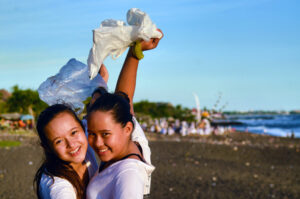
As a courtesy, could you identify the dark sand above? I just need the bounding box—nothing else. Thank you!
[0,132,300,199]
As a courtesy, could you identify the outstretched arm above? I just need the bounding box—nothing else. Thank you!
[115,30,163,114]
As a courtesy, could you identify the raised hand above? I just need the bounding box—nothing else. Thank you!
[140,29,163,51]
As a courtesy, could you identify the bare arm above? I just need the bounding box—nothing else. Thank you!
[115,31,163,115]
[115,48,139,114]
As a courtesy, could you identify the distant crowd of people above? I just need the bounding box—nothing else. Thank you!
[0,118,34,131]
[138,112,233,136]
[0,112,234,137]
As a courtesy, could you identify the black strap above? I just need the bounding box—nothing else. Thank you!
[99,143,145,173]
[99,153,145,173]
[136,143,143,155]
[120,153,145,162]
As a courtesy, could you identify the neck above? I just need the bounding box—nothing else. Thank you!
[121,141,141,159]
[70,161,87,178]
[107,141,137,163]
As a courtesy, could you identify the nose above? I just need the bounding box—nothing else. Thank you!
[66,138,75,148]
[94,135,104,148]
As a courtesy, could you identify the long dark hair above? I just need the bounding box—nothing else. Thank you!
[34,104,85,199]
[88,92,133,128]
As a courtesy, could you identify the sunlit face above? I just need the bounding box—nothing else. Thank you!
[87,111,132,162]
[44,112,88,168]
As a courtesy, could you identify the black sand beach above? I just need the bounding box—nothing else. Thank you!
[0,132,300,199]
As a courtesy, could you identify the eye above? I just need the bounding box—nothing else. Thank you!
[71,130,77,135]
[55,139,62,145]
[88,132,96,136]
[102,132,110,137]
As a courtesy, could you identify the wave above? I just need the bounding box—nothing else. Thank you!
[229,114,300,138]
[234,126,300,138]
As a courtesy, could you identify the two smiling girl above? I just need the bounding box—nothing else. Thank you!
[34,31,163,199]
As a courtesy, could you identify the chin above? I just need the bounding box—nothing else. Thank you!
[72,152,87,164]
[99,155,112,162]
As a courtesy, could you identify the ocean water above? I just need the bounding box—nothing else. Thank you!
[226,114,300,138]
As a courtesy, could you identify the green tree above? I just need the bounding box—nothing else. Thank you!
[0,102,7,113]
[6,85,48,118]
[134,100,195,122]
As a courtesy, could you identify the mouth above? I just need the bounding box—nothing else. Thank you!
[97,148,109,156]
[69,146,81,156]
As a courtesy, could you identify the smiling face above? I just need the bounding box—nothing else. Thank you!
[87,111,133,162]
[44,111,88,168]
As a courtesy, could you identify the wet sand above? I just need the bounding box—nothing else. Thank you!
[0,132,300,199]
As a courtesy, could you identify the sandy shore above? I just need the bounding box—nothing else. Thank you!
[0,131,300,199]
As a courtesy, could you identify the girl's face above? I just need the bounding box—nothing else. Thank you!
[87,111,132,162]
[44,112,88,168]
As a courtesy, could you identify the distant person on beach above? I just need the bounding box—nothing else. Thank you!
[34,33,163,199]
[198,111,211,135]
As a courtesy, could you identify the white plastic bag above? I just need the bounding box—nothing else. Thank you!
[87,8,162,79]
[38,58,107,113]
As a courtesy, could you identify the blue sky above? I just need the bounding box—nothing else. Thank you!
[0,0,299,111]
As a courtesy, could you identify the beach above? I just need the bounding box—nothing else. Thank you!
[0,132,300,199]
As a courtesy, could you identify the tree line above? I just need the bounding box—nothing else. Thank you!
[133,100,195,121]
[0,86,195,121]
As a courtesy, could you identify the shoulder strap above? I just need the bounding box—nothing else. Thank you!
[99,143,145,173]
[120,153,145,162]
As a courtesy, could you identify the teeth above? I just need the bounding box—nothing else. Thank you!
[70,147,80,154]
[99,148,108,153]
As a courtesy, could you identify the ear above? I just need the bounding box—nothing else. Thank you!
[123,121,133,137]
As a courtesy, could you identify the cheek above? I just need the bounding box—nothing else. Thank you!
[52,145,66,158]
[106,135,123,150]
[80,133,88,144]
[78,134,88,152]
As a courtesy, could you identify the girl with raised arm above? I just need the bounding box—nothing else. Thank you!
[86,32,163,199]
[34,32,163,199]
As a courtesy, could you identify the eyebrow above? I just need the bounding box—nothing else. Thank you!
[88,129,111,133]
[98,129,111,132]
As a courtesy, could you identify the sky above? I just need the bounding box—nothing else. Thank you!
[0,0,300,111]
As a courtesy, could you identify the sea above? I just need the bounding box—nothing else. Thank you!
[225,114,300,138]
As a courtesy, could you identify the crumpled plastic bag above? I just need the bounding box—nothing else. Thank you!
[38,58,107,113]
[87,8,162,79]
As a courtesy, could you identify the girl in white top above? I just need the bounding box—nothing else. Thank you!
[35,104,95,199]
[86,31,163,199]
[86,92,154,199]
